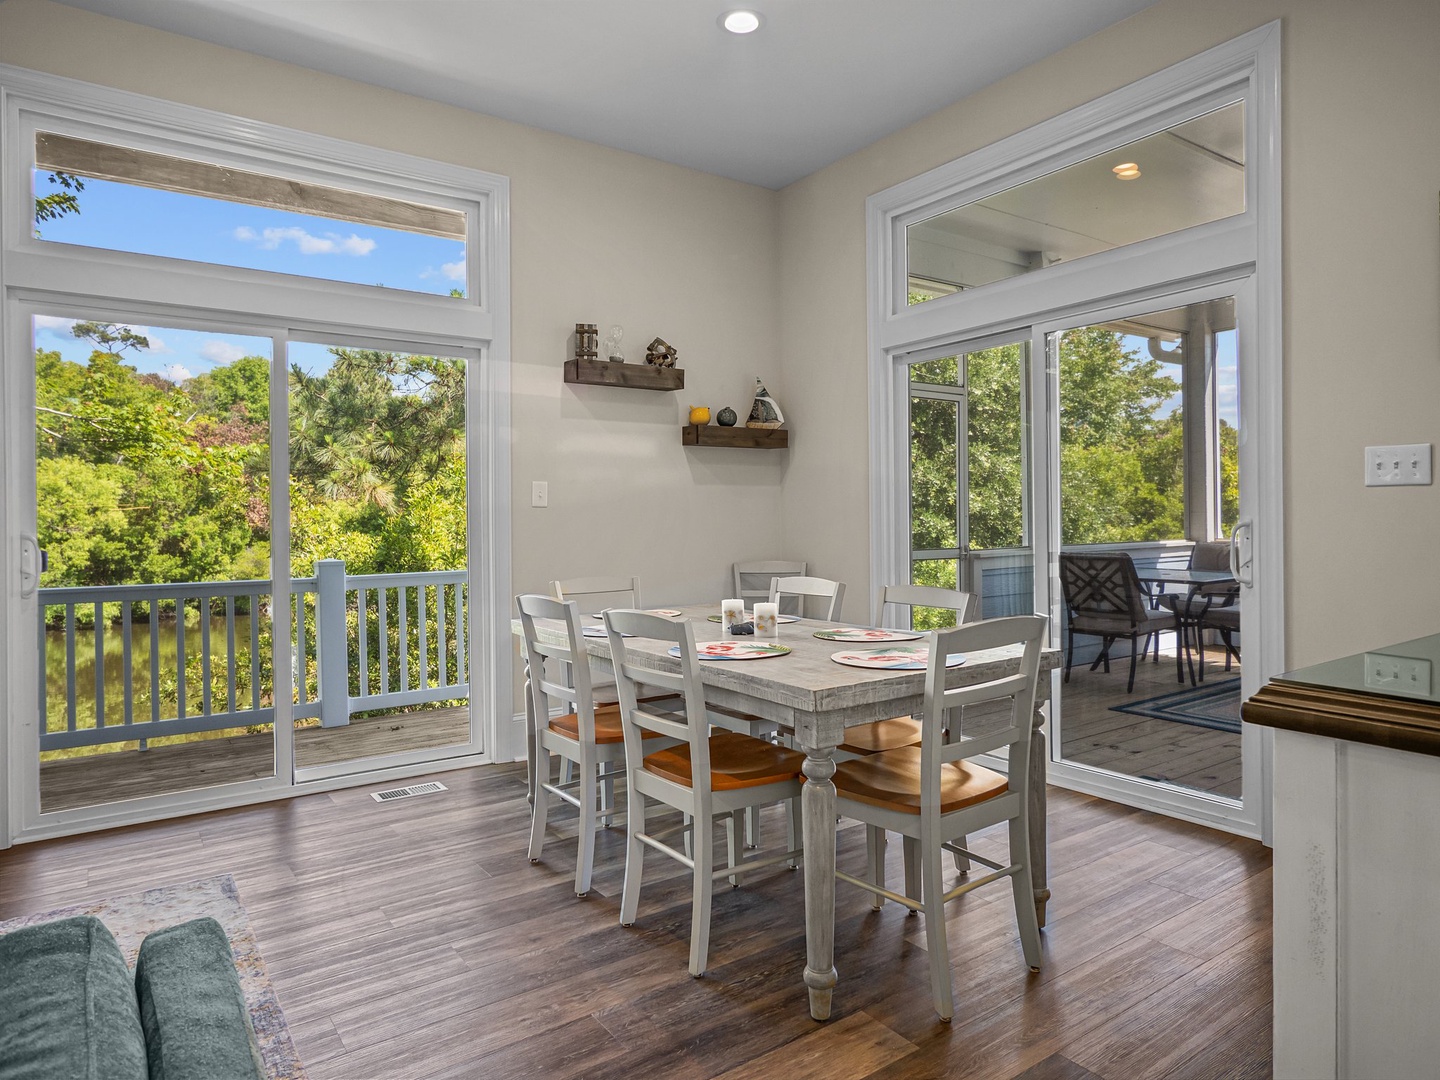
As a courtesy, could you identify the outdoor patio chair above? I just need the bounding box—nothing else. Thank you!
[1059,551,1174,693]
[1156,541,1237,684]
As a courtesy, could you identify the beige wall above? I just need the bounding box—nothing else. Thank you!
[0,0,791,729]
[5,0,1439,704]
[779,0,1440,668]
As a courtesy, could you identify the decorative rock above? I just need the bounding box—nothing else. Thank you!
[716,406,738,427]
[730,621,755,635]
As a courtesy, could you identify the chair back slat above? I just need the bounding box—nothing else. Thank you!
[876,583,977,629]
[516,593,598,737]
[550,575,642,615]
[916,615,1047,812]
[603,609,710,777]
[769,575,845,621]
[734,560,806,614]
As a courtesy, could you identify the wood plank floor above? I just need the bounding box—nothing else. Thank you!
[0,763,1272,1079]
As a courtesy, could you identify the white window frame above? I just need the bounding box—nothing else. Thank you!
[0,65,512,845]
[866,24,1282,840]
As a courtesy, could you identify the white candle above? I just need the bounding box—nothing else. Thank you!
[754,602,779,640]
[721,598,745,636]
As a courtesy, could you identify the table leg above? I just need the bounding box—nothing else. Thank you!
[1029,699,1051,928]
[801,746,838,1020]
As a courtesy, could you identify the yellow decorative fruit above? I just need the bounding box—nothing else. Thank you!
[688,405,711,425]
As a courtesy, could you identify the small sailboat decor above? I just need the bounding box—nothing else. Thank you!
[746,378,785,429]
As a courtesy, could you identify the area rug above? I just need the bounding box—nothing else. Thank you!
[1110,677,1243,734]
[0,874,305,1080]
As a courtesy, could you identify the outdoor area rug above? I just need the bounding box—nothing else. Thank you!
[1111,677,1243,734]
[0,873,305,1080]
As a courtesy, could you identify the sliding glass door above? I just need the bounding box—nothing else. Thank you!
[1045,295,1247,807]
[287,339,476,778]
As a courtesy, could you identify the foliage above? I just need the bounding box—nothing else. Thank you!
[907,321,1238,609]
[37,333,470,735]
[33,171,85,236]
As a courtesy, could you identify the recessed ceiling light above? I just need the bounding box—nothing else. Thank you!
[721,10,762,34]
[1112,162,1142,180]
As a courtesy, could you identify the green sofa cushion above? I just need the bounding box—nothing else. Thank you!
[134,916,264,1080]
[0,914,149,1080]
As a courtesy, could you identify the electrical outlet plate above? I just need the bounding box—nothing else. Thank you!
[1364,443,1433,486]
[1363,652,1432,698]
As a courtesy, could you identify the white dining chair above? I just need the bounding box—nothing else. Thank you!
[517,593,679,896]
[768,575,845,621]
[833,613,1047,1022]
[604,608,803,977]
[733,560,806,615]
[838,584,979,894]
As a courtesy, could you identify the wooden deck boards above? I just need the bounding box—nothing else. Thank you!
[39,705,472,812]
[0,763,1272,1079]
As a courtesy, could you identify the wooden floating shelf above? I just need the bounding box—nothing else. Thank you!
[682,424,789,449]
[564,358,684,392]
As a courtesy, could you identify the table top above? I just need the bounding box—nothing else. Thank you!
[1134,566,1236,586]
[519,602,1057,743]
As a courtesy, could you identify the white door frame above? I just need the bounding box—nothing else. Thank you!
[866,23,1281,840]
[0,66,512,845]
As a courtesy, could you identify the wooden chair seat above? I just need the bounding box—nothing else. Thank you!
[549,704,670,745]
[834,745,1009,815]
[837,716,922,756]
[643,730,805,791]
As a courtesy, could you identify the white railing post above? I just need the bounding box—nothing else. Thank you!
[316,559,350,728]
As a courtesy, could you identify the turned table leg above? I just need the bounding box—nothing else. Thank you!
[1029,698,1051,927]
[801,746,839,1020]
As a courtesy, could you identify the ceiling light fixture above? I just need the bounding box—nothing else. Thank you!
[1112,162,1142,180]
[721,10,762,34]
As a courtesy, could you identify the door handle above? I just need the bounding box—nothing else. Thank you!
[20,535,41,598]
[1229,520,1253,587]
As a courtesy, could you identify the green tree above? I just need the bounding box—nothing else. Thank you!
[184,354,271,424]
[33,171,85,235]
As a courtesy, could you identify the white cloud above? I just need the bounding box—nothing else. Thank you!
[442,260,466,281]
[163,363,194,383]
[234,224,376,256]
[199,340,248,365]
[33,315,77,332]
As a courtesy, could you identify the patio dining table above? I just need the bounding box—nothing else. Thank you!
[518,601,1059,1021]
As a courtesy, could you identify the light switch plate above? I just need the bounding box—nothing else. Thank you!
[531,481,548,508]
[1364,443,1432,486]
[1363,652,1432,697]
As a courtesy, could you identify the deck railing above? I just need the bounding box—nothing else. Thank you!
[39,559,468,752]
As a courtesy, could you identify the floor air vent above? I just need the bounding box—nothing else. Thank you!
[371,781,448,803]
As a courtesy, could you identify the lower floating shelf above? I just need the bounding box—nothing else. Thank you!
[682,424,789,449]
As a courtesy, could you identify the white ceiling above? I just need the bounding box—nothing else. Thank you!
[51,0,1161,189]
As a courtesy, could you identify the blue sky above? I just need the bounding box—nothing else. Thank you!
[32,169,468,381]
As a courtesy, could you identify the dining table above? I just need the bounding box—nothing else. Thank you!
[517,601,1060,1021]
